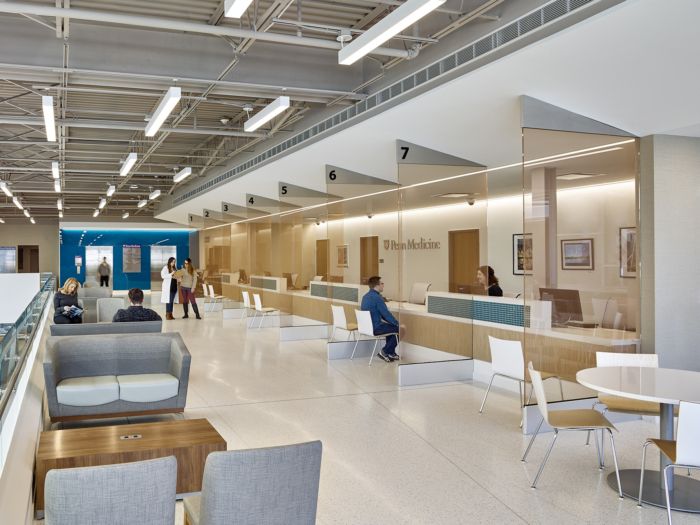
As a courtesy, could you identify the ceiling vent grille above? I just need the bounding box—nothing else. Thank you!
[175,0,595,205]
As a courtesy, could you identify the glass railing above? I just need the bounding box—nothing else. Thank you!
[0,274,55,416]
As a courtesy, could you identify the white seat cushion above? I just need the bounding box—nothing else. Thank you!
[117,373,179,403]
[56,375,119,406]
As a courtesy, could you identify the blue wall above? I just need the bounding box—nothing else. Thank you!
[59,229,191,290]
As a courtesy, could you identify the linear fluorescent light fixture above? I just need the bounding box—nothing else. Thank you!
[30,217,35,224]
[144,87,181,137]
[52,161,59,179]
[173,167,192,183]
[149,189,161,200]
[137,199,148,208]
[57,199,63,211]
[42,95,56,142]
[92,209,99,217]
[244,96,290,132]
[98,197,107,209]
[12,197,23,210]
[338,0,445,65]
[122,212,129,219]
[54,180,61,193]
[23,209,30,218]
[106,184,116,197]
[0,181,12,197]
[224,0,254,18]
[0,218,4,223]
[58,211,63,218]
[119,152,137,176]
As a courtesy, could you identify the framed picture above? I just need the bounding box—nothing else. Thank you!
[561,238,594,270]
[512,234,533,275]
[336,244,348,268]
[619,226,637,278]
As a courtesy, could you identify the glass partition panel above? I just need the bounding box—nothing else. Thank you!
[202,223,231,295]
[522,128,639,396]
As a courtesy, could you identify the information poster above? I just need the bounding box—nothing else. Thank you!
[122,245,141,273]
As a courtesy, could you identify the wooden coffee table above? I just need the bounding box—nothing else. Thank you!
[35,418,226,513]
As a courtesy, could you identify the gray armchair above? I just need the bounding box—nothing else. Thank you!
[96,297,127,322]
[49,320,162,336]
[44,333,190,422]
[45,456,177,525]
[78,287,112,323]
[184,441,322,525]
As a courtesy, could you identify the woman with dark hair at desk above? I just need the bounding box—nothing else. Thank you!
[54,277,83,324]
[477,265,503,297]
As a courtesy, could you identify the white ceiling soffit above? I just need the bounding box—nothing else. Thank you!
[157,0,700,224]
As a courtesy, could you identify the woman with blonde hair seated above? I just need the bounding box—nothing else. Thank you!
[54,277,83,324]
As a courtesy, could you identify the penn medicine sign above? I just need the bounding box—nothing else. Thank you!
[383,237,441,250]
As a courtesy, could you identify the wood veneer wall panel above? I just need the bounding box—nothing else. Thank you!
[398,312,473,357]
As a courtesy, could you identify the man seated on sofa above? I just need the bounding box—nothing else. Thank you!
[113,288,162,322]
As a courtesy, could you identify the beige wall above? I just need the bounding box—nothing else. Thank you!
[0,221,59,275]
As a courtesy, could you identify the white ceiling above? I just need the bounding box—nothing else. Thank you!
[158,0,700,224]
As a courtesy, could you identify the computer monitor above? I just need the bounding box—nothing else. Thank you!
[539,288,583,323]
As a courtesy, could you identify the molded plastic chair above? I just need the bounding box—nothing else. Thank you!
[312,275,324,282]
[183,441,322,525]
[351,310,399,366]
[522,362,622,495]
[252,293,278,328]
[208,284,224,303]
[638,401,700,524]
[241,291,253,319]
[479,336,563,427]
[330,305,357,341]
[45,456,177,525]
[408,282,431,305]
[96,297,126,322]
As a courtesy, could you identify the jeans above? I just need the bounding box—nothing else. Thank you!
[100,275,109,287]
[374,322,399,355]
[166,289,177,313]
[181,287,197,305]
[54,313,82,324]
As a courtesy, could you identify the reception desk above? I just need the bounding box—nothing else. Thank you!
[220,281,639,380]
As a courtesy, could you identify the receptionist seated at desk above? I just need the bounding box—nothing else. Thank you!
[476,266,503,297]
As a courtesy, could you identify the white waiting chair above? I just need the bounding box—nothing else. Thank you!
[351,310,399,366]
[242,290,253,319]
[408,282,431,305]
[479,336,563,427]
[208,284,225,303]
[312,275,324,282]
[330,305,357,342]
[638,401,700,524]
[201,283,213,313]
[522,362,623,495]
[252,293,278,329]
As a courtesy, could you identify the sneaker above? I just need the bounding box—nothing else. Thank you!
[376,350,391,363]
[388,353,400,361]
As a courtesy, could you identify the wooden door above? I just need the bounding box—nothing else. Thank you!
[448,230,479,293]
[360,236,379,285]
[18,245,39,273]
[316,239,329,279]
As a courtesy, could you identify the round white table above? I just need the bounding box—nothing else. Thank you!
[577,366,700,513]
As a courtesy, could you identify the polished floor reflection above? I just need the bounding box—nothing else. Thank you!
[46,300,700,524]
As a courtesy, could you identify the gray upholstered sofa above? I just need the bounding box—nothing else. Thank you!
[49,320,162,336]
[77,287,112,323]
[44,333,190,422]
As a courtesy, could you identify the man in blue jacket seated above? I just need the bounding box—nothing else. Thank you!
[361,276,401,362]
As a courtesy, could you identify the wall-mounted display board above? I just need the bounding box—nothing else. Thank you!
[122,245,141,273]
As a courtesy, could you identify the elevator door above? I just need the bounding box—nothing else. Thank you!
[151,246,177,291]
[85,246,113,283]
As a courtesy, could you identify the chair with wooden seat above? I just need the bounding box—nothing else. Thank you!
[479,336,564,427]
[522,362,623,494]
[330,305,357,342]
[241,291,253,319]
[252,293,278,329]
[207,285,225,306]
[351,310,399,366]
[638,401,700,524]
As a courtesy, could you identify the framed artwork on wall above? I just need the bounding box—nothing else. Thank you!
[512,234,533,275]
[337,244,348,268]
[561,238,594,270]
[619,226,637,278]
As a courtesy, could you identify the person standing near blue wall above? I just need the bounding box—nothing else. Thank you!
[161,257,179,320]
[179,258,201,320]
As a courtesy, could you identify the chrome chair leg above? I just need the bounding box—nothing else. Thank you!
[663,465,674,525]
[350,337,360,360]
[479,374,497,414]
[330,327,336,342]
[522,417,544,462]
[519,381,524,428]
[368,338,379,366]
[593,428,603,469]
[532,429,559,488]
[639,440,653,507]
[558,378,564,401]
[606,429,623,499]
[599,428,605,468]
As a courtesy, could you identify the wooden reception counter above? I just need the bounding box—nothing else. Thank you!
[220,281,639,380]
